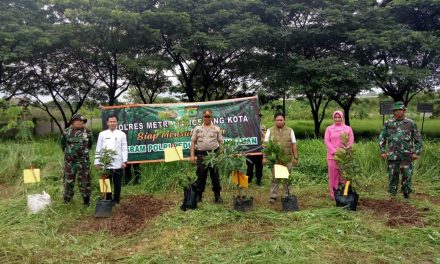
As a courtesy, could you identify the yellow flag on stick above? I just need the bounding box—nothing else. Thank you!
[99,178,112,193]
[23,168,41,183]
[164,146,184,162]
[231,171,249,188]
[274,164,289,179]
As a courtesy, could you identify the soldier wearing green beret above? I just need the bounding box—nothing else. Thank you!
[61,114,93,205]
[379,101,423,199]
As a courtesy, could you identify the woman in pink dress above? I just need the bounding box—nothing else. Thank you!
[324,111,354,199]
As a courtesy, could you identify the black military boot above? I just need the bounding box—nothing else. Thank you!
[214,193,223,204]
[83,196,90,206]
[403,191,410,199]
[196,193,203,202]
[63,196,71,204]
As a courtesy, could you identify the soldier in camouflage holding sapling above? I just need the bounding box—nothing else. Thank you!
[379,101,423,199]
[61,113,94,205]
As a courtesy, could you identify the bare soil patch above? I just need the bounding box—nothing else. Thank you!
[69,194,173,235]
[358,198,426,227]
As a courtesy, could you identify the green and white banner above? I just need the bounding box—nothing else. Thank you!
[101,96,262,163]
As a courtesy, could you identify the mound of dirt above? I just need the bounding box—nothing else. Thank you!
[358,198,426,227]
[71,195,173,235]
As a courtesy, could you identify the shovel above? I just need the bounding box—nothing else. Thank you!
[281,181,299,212]
[95,199,114,218]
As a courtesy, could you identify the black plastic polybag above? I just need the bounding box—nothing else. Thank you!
[180,183,198,211]
[334,183,359,211]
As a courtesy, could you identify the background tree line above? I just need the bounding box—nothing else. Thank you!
[1,0,439,135]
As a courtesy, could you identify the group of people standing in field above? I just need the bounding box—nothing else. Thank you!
[60,114,131,206]
[60,101,423,207]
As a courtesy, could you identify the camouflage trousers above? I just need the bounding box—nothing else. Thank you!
[387,160,413,196]
[63,160,91,202]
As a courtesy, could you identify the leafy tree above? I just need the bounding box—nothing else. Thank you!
[24,49,95,133]
[256,0,366,135]
[49,0,158,105]
[325,59,370,126]
[0,0,49,99]
[291,57,333,137]
[286,0,355,136]
[123,55,173,104]
[0,99,34,140]
[147,0,270,101]
[351,0,440,105]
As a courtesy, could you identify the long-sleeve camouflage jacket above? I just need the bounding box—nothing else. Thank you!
[378,117,423,161]
[61,127,93,161]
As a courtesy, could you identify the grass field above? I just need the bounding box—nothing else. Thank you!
[279,119,440,139]
[1,139,439,263]
[259,96,440,139]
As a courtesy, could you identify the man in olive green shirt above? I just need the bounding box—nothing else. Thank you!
[263,113,299,204]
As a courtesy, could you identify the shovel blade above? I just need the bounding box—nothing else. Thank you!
[94,200,114,218]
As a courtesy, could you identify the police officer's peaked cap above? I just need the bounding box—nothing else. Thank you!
[71,113,87,123]
[202,109,213,117]
[392,101,406,111]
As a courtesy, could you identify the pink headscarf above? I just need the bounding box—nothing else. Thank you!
[332,111,344,125]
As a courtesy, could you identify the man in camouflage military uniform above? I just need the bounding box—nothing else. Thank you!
[190,109,224,203]
[379,101,423,199]
[61,113,93,205]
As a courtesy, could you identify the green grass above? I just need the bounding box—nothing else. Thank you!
[268,119,440,139]
[260,96,440,139]
[1,139,440,263]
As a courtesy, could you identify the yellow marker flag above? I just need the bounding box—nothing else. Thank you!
[343,181,350,196]
[23,168,41,183]
[231,171,249,188]
[239,172,249,189]
[99,178,112,193]
[274,164,289,179]
[231,171,239,185]
[164,146,184,162]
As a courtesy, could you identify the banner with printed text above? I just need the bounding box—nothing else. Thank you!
[101,96,261,163]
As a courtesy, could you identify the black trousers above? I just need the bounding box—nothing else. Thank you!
[246,155,263,184]
[124,163,141,184]
[196,150,221,196]
[105,169,122,203]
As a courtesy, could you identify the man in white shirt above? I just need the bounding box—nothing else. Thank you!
[94,114,128,204]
